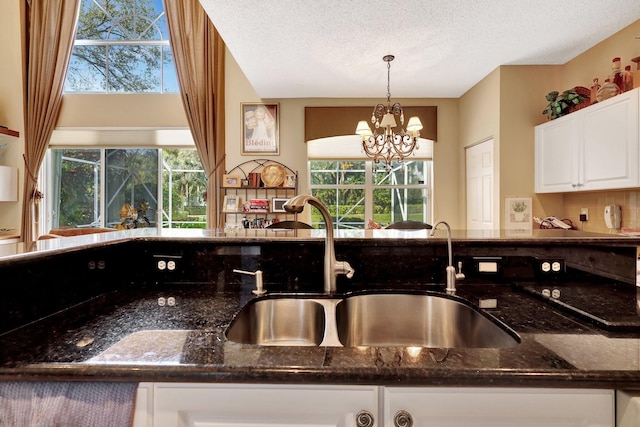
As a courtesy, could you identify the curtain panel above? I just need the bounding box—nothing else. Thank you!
[163,0,226,229]
[21,0,80,242]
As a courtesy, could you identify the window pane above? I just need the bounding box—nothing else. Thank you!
[374,160,425,186]
[78,0,166,40]
[162,46,179,93]
[108,45,161,92]
[65,46,108,92]
[162,149,206,228]
[56,149,101,228]
[312,188,365,230]
[106,149,158,228]
[373,188,426,225]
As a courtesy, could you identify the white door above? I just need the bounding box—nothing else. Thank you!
[466,139,494,231]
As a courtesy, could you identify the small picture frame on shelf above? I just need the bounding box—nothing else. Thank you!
[271,197,289,213]
[283,174,296,188]
[223,174,242,188]
[241,179,250,188]
[223,195,242,212]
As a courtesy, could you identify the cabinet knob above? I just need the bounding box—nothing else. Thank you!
[355,410,375,427]
[393,410,413,427]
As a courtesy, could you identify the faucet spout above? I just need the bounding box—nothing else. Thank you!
[283,195,354,294]
[430,221,464,294]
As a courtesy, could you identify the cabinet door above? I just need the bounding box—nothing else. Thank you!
[535,114,579,193]
[384,387,613,427]
[581,89,639,191]
[153,383,379,427]
[133,383,153,427]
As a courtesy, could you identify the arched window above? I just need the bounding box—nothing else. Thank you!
[65,0,178,93]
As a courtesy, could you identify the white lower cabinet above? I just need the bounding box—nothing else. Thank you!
[617,391,640,427]
[384,387,614,427]
[151,383,379,427]
[135,383,615,427]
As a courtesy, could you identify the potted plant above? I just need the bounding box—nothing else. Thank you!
[542,89,584,120]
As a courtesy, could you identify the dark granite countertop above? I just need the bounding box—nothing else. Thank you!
[2,231,640,390]
[3,281,640,390]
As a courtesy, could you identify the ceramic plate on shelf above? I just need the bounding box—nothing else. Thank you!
[261,163,286,187]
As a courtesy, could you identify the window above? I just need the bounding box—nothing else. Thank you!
[309,160,432,229]
[46,148,205,230]
[65,0,178,93]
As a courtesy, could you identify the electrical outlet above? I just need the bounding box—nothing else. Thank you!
[154,255,182,271]
[540,259,565,274]
[580,208,588,221]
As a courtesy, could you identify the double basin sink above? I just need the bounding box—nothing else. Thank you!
[226,291,520,348]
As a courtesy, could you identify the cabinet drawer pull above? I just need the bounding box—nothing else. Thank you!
[355,410,375,427]
[394,410,413,427]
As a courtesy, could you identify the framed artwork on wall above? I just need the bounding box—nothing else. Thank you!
[241,103,279,155]
[504,197,532,236]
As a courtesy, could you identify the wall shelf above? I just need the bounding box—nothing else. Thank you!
[0,128,19,139]
[221,159,298,229]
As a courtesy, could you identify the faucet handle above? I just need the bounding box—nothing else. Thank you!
[335,261,355,279]
[233,269,266,295]
[456,261,465,280]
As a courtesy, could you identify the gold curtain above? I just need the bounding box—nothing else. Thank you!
[20,0,80,243]
[163,0,226,229]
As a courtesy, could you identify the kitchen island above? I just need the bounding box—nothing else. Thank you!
[1,228,640,425]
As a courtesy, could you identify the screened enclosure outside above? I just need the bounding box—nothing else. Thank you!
[48,148,205,230]
[309,160,432,229]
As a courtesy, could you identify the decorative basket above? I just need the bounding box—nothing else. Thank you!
[568,86,591,113]
[539,218,575,230]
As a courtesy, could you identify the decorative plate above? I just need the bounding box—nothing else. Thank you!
[261,163,286,187]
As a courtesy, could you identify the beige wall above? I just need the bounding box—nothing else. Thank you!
[459,68,500,227]
[0,0,24,232]
[499,65,565,223]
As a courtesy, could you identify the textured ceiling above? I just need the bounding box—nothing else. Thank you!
[199,1,640,99]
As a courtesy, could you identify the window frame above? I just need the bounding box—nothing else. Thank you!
[308,160,432,229]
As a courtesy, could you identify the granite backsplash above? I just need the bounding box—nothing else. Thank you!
[1,237,637,336]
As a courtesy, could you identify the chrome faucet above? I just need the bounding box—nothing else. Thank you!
[283,195,355,294]
[430,221,464,294]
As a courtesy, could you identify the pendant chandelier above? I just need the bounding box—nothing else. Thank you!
[355,55,423,172]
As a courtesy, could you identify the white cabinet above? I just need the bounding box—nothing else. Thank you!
[535,88,639,193]
[617,391,640,427]
[384,387,614,427]
[137,383,614,427]
[152,383,378,427]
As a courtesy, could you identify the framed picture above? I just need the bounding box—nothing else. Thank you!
[505,197,532,236]
[223,195,242,212]
[271,197,289,213]
[241,103,279,155]
[223,174,242,188]
[283,174,296,188]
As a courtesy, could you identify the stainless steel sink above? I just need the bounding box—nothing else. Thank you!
[225,292,519,348]
[225,298,326,346]
[335,293,519,348]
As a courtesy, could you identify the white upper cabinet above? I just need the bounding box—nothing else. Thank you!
[535,88,639,193]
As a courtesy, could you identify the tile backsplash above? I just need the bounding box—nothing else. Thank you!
[564,190,640,233]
